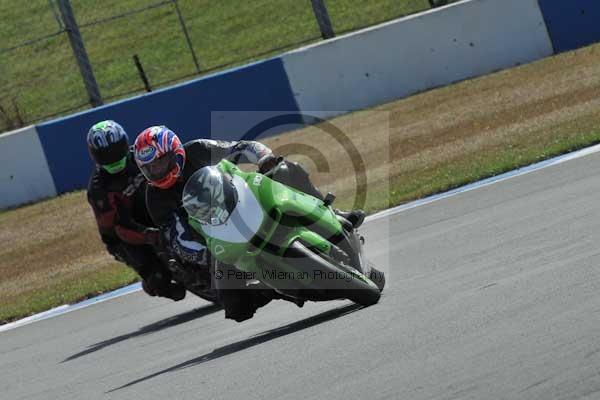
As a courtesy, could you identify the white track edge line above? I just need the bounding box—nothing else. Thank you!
[366,143,600,222]
[0,283,142,333]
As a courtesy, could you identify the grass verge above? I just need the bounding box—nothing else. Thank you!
[0,264,138,324]
[1,41,600,324]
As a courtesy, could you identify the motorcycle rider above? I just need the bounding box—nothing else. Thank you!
[86,120,186,301]
[133,125,365,321]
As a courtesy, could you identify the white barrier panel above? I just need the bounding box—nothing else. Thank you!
[0,126,57,209]
[282,0,553,119]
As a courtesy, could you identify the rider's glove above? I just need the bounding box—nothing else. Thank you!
[258,154,283,174]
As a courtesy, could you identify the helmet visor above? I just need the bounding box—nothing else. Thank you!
[101,156,127,174]
[140,152,176,182]
[91,137,129,165]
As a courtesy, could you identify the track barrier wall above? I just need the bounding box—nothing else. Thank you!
[0,126,57,208]
[35,58,301,194]
[538,0,600,53]
[282,0,553,120]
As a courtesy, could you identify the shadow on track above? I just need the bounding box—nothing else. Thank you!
[108,303,362,393]
[62,304,222,363]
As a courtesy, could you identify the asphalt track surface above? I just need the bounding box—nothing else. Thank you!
[3,151,600,400]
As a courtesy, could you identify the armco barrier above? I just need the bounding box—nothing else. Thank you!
[36,57,301,194]
[0,126,57,208]
[281,0,553,120]
[537,0,600,53]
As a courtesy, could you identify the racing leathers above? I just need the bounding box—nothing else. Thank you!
[146,139,328,321]
[87,150,185,300]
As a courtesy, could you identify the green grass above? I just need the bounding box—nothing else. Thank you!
[0,263,139,324]
[0,0,434,131]
[324,128,600,214]
[386,130,600,211]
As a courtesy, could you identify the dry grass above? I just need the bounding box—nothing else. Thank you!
[1,192,104,293]
[0,192,137,322]
[2,42,600,322]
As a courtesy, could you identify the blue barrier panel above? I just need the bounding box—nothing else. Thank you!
[538,0,600,53]
[36,57,300,194]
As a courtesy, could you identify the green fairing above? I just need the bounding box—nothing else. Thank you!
[188,159,367,290]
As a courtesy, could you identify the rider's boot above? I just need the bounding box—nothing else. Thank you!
[162,282,186,301]
[142,272,186,301]
[335,209,366,229]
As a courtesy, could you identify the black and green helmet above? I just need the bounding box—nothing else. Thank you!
[87,120,129,174]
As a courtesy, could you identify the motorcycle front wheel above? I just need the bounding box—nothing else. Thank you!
[284,241,381,306]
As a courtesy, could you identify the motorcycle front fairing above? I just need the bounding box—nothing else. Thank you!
[188,160,351,291]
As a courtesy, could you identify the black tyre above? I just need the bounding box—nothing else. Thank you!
[189,287,220,304]
[285,241,381,306]
[369,266,386,292]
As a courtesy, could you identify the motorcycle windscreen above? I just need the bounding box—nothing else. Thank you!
[188,175,265,244]
[183,167,239,226]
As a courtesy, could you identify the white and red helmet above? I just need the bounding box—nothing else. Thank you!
[134,126,185,189]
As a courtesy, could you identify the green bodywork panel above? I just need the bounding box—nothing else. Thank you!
[188,160,344,288]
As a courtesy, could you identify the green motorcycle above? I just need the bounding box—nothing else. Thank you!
[181,159,385,306]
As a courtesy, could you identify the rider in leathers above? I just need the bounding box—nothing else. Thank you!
[134,126,365,321]
[86,120,185,301]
